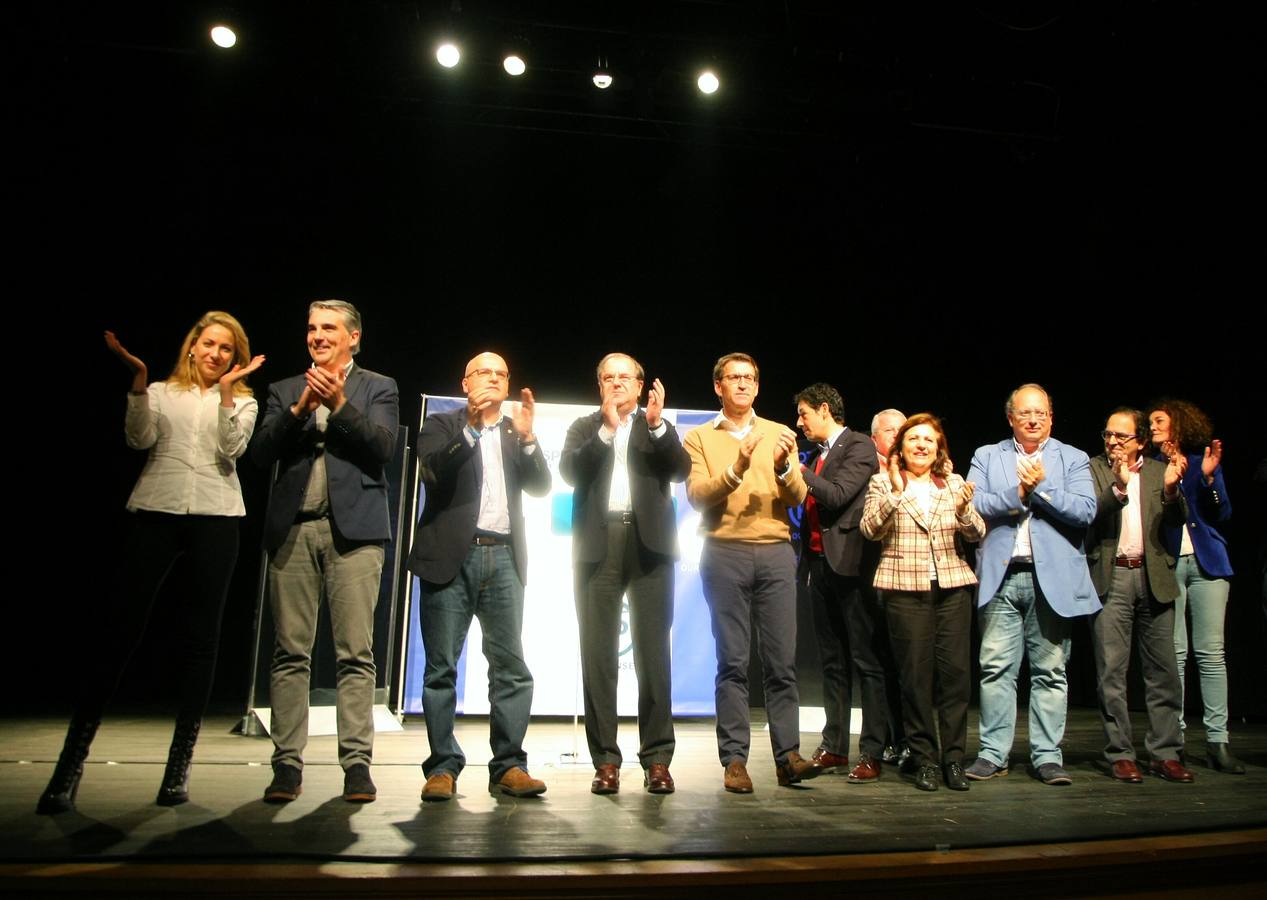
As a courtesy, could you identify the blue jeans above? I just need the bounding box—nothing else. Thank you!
[976,566,1072,768]
[1173,554,1231,742]
[418,544,534,783]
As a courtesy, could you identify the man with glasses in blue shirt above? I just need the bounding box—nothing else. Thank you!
[963,384,1100,786]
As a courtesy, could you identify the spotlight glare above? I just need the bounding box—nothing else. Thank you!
[209,25,237,49]
[503,55,526,76]
[592,72,613,89]
[697,71,720,94]
[436,43,460,68]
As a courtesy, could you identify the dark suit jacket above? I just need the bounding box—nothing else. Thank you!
[251,366,400,552]
[800,428,879,577]
[407,408,551,585]
[559,410,691,564]
[1087,455,1187,603]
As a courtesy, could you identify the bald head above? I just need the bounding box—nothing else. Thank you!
[462,351,510,408]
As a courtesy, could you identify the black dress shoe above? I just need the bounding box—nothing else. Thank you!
[943,762,969,791]
[1207,742,1246,774]
[914,765,939,792]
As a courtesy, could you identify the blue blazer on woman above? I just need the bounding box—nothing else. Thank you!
[1159,452,1233,578]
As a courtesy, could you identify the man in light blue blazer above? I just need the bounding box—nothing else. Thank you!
[964,384,1100,786]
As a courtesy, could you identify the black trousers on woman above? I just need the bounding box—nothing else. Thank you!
[77,511,239,722]
[882,584,972,768]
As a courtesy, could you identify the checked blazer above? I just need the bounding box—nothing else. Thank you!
[859,472,985,591]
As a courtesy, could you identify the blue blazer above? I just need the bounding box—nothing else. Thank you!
[968,437,1100,617]
[1157,452,1233,578]
[251,366,400,552]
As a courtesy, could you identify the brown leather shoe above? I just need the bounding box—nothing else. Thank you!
[1110,759,1143,783]
[847,753,882,783]
[490,767,547,797]
[723,760,753,794]
[591,764,620,795]
[421,771,456,802]
[644,764,675,794]
[776,751,824,787]
[811,748,849,773]
[1150,759,1195,783]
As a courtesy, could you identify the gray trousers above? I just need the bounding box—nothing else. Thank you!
[1091,565,1184,763]
[268,517,384,771]
[575,518,676,769]
[699,539,800,767]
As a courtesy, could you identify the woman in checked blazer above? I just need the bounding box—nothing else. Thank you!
[860,413,986,792]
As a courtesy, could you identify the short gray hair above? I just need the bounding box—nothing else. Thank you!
[308,299,363,355]
[870,408,906,435]
[1005,383,1051,416]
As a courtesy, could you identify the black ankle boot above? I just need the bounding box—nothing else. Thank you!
[156,718,201,806]
[37,716,100,815]
[1207,742,1246,775]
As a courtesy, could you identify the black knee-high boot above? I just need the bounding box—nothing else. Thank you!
[37,715,100,815]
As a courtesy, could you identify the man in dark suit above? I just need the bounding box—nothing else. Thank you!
[794,384,893,782]
[560,353,691,795]
[1087,407,1194,783]
[252,299,399,804]
[408,352,551,802]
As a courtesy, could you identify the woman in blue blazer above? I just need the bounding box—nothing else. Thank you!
[1149,399,1243,774]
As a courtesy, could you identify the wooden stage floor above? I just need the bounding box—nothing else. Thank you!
[2,709,1265,896]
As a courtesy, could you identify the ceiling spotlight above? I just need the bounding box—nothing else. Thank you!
[436,42,461,68]
[503,54,526,76]
[593,56,613,89]
[697,71,720,94]
[209,25,237,49]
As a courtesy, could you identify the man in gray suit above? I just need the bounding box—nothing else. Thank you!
[253,300,399,804]
[1087,407,1194,783]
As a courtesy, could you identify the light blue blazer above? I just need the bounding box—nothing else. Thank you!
[967,437,1101,617]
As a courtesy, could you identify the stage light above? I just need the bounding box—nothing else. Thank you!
[436,42,460,68]
[592,72,613,89]
[697,71,720,94]
[503,54,526,76]
[209,25,237,49]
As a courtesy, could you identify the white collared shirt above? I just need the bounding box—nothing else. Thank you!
[1114,457,1145,559]
[598,407,667,513]
[125,382,258,516]
[1010,436,1049,561]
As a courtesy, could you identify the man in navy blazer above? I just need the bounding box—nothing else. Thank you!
[560,353,690,795]
[794,384,895,783]
[408,352,551,802]
[964,383,1099,786]
[252,299,399,805]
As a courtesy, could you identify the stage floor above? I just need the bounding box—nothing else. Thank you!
[3,708,1265,867]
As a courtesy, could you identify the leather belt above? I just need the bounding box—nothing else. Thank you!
[1114,556,1144,569]
[606,511,636,525]
[473,534,509,546]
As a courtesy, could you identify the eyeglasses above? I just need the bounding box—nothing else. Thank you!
[465,367,508,380]
[1101,430,1138,443]
[600,373,639,385]
[1013,410,1050,421]
[720,373,757,385]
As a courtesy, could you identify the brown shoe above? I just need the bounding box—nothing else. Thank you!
[723,760,753,794]
[1110,759,1143,784]
[644,764,675,794]
[490,767,547,797]
[1150,759,1195,783]
[421,771,456,802]
[591,764,620,795]
[776,751,824,787]
[811,748,849,774]
[847,753,882,783]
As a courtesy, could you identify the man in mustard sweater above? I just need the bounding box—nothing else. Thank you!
[684,352,821,793]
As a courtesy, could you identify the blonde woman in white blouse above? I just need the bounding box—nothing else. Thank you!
[37,312,264,815]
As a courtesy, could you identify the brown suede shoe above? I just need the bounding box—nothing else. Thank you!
[591,764,620,795]
[644,764,674,794]
[723,760,753,794]
[421,771,456,802]
[490,767,547,797]
[776,751,824,787]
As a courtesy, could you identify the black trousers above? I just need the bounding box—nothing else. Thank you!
[882,584,971,768]
[574,517,675,768]
[78,511,239,723]
[808,555,903,758]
